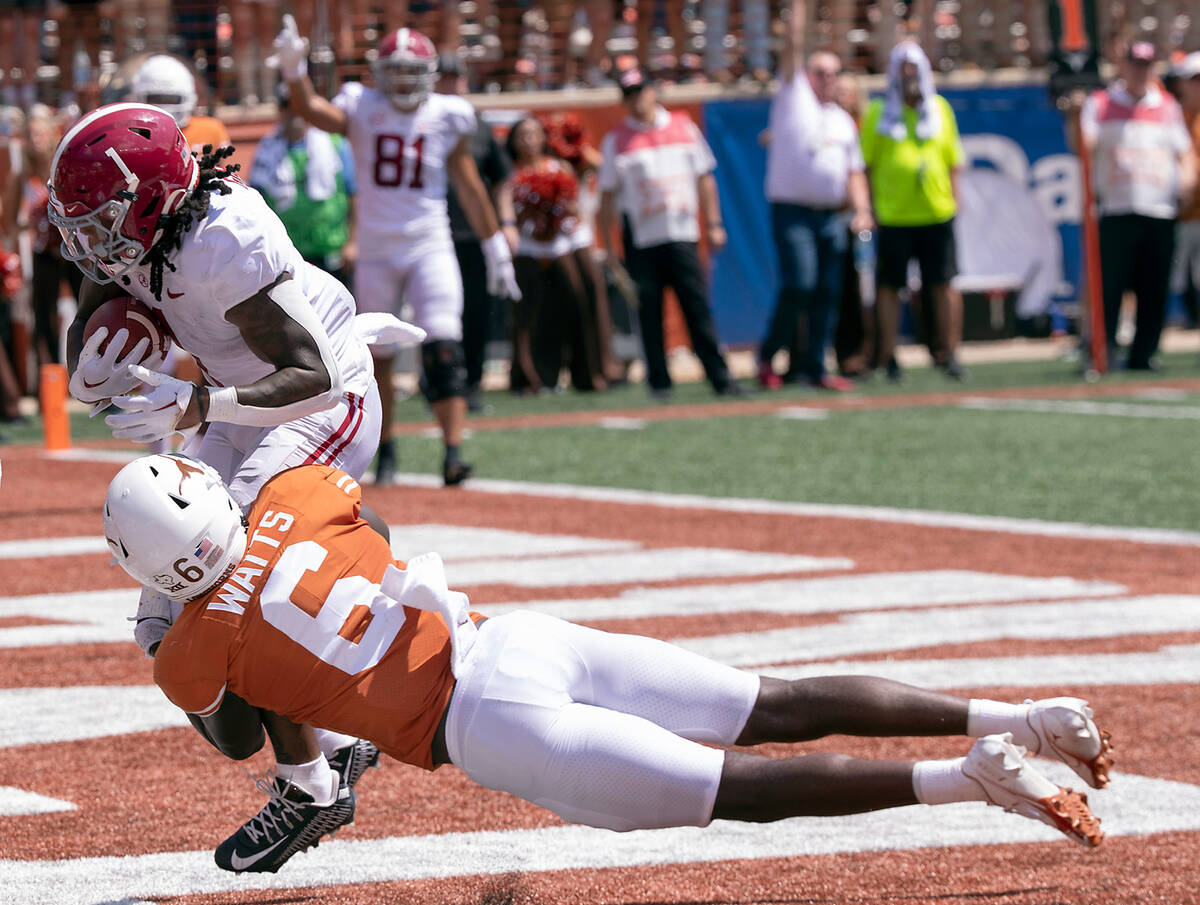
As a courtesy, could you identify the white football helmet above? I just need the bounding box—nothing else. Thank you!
[103,455,246,602]
[372,28,437,109]
[130,55,198,128]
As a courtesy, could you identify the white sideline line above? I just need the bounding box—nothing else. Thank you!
[6,642,1196,749]
[960,397,1200,420]
[41,451,1200,547]
[675,595,1200,666]
[0,770,1195,905]
[482,571,1125,621]
[386,473,1200,547]
[0,787,76,817]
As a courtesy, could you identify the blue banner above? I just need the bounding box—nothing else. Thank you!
[704,82,1081,345]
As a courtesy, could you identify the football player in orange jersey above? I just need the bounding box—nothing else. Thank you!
[104,455,1114,874]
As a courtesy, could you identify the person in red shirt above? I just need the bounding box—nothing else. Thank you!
[105,455,1113,875]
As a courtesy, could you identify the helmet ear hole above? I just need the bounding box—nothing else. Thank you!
[168,493,189,510]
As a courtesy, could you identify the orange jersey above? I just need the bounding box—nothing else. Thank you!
[182,115,231,155]
[154,466,456,769]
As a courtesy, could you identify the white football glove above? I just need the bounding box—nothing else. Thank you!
[481,231,522,301]
[69,327,150,405]
[130,587,184,657]
[266,13,310,81]
[105,364,194,443]
[353,312,427,348]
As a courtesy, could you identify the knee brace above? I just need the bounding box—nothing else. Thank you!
[420,340,468,404]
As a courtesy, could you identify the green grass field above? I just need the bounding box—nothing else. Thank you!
[10,349,1200,531]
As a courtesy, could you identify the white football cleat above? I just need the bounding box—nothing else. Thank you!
[963,733,1103,847]
[1024,697,1113,789]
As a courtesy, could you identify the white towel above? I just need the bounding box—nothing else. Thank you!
[878,42,941,141]
[249,126,340,212]
[380,554,478,678]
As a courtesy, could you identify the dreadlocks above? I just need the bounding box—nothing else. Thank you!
[134,144,240,302]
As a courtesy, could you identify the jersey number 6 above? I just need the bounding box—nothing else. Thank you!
[260,540,406,674]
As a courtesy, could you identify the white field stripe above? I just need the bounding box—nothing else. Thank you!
[775,407,829,420]
[960,397,1200,420]
[388,473,1200,547]
[482,571,1126,621]
[9,642,1198,749]
[0,589,140,649]
[769,644,1200,688]
[45,448,141,464]
[0,769,1194,905]
[387,525,640,561]
[0,536,109,559]
[0,686,188,747]
[444,548,853,587]
[598,417,648,430]
[0,787,76,817]
[672,595,1200,666]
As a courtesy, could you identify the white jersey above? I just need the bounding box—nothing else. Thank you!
[334,84,476,256]
[120,179,372,394]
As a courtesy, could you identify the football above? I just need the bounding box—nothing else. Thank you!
[84,296,173,373]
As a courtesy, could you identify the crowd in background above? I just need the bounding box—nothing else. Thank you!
[1,2,1200,434]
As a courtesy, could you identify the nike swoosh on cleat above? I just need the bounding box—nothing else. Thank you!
[228,835,292,871]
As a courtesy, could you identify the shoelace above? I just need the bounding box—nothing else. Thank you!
[239,769,306,845]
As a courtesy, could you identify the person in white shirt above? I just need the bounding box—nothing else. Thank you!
[596,69,742,399]
[1079,39,1197,370]
[273,17,520,486]
[758,0,873,392]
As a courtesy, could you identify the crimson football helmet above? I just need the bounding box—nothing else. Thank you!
[47,102,199,284]
[372,28,438,109]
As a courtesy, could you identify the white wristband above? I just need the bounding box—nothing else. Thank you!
[205,386,240,423]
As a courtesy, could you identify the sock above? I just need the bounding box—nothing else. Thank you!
[967,699,1033,747]
[444,444,460,465]
[313,728,358,759]
[275,755,337,807]
[912,757,985,806]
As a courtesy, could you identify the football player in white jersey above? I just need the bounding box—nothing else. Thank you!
[50,102,414,872]
[272,16,521,486]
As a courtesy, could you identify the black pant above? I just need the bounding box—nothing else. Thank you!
[622,226,732,392]
[455,239,493,391]
[1099,214,1176,368]
[32,250,82,366]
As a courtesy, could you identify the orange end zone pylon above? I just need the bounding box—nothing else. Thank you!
[40,363,71,452]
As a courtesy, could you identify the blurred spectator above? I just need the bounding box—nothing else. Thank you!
[636,0,691,81]
[1169,52,1200,329]
[51,0,106,111]
[440,52,515,411]
[229,0,280,106]
[830,71,876,378]
[702,0,770,84]
[597,68,742,399]
[129,53,230,152]
[861,41,966,381]
[506,116,607,394]
[542,109,625,384]
[171,0,219,103]
[758,0,871,392]
[0,0,42,109]
[248,82,356,285]
[2,104,80,378]
[1079,40,1196,370]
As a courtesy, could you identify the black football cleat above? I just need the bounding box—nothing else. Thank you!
[215,773,355,874]
[328,739,380,790]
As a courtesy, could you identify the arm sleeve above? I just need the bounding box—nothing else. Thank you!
[847,118,866,172]
[153,626,230,716]
[194,224,281,317]
[859,100,881,167]
[1079,92,1100,145]
[336,134,357,195]
[597,132,619,192]
[941,98,965,168]
[685,118,717,174]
